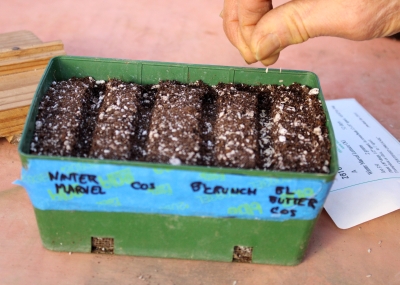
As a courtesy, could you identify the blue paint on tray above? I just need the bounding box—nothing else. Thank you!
[16,159,332,221]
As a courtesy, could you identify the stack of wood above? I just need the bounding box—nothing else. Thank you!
[0,30,65,143]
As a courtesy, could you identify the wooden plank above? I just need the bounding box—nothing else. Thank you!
[0,49,66,76]
[0,116,26,126]
[0,30,42,49]
[0,105,30,137]
[0,41,64,60]
[5,134,21,144]
[0,30,65,76]
[0,63,49,76]
[0,84,37,99]
[0,68,44,90]
[0,124,26,137]
[0,85,37,109]
[0,105,30,121]
[0,70,44,111]
[0,30,65,138]
[0,49,65,65]
[0,99,34,111]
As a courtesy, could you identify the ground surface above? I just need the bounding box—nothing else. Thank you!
[0,1,399,284]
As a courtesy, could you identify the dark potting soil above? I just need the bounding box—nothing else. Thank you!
[213,83,258,169]
[145,80,207,166]
[89,79,142,160]
[30,77,331,173]
[30,77,97,157]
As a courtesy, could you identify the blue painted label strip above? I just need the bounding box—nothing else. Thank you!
[16,159,332,221]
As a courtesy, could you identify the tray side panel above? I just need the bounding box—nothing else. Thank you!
[34,208,317,265]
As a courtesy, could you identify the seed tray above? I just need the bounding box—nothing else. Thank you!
[17,56,338,265]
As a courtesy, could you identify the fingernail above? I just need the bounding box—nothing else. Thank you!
[244,59,252,65]
[219,10,223,18]
[255,33,280,61]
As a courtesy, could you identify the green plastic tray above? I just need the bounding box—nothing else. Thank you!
[18,56,338,265]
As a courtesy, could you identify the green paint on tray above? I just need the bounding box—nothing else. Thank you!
[34,208,318,265]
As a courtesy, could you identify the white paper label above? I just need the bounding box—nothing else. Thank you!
[324,98,400,229]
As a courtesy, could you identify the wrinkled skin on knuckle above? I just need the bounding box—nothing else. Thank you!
[284,6,311,44]
[326,0,400,40]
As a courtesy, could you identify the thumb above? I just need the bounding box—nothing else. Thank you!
[250,0,400,66]
[250,0,324,66]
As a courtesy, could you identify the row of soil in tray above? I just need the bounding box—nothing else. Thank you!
[30,77,331,173]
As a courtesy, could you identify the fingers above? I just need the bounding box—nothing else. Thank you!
[222,0,256,63]
[223,0,400,66]
[222,0,319,65]
[237,0,272,46]
[250,2,311,65]
[249,0,339,65]
[251,0,400,65]
[221,0,280,65]
[221,0,239,47]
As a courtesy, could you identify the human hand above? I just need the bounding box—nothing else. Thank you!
[221,0,400,66]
